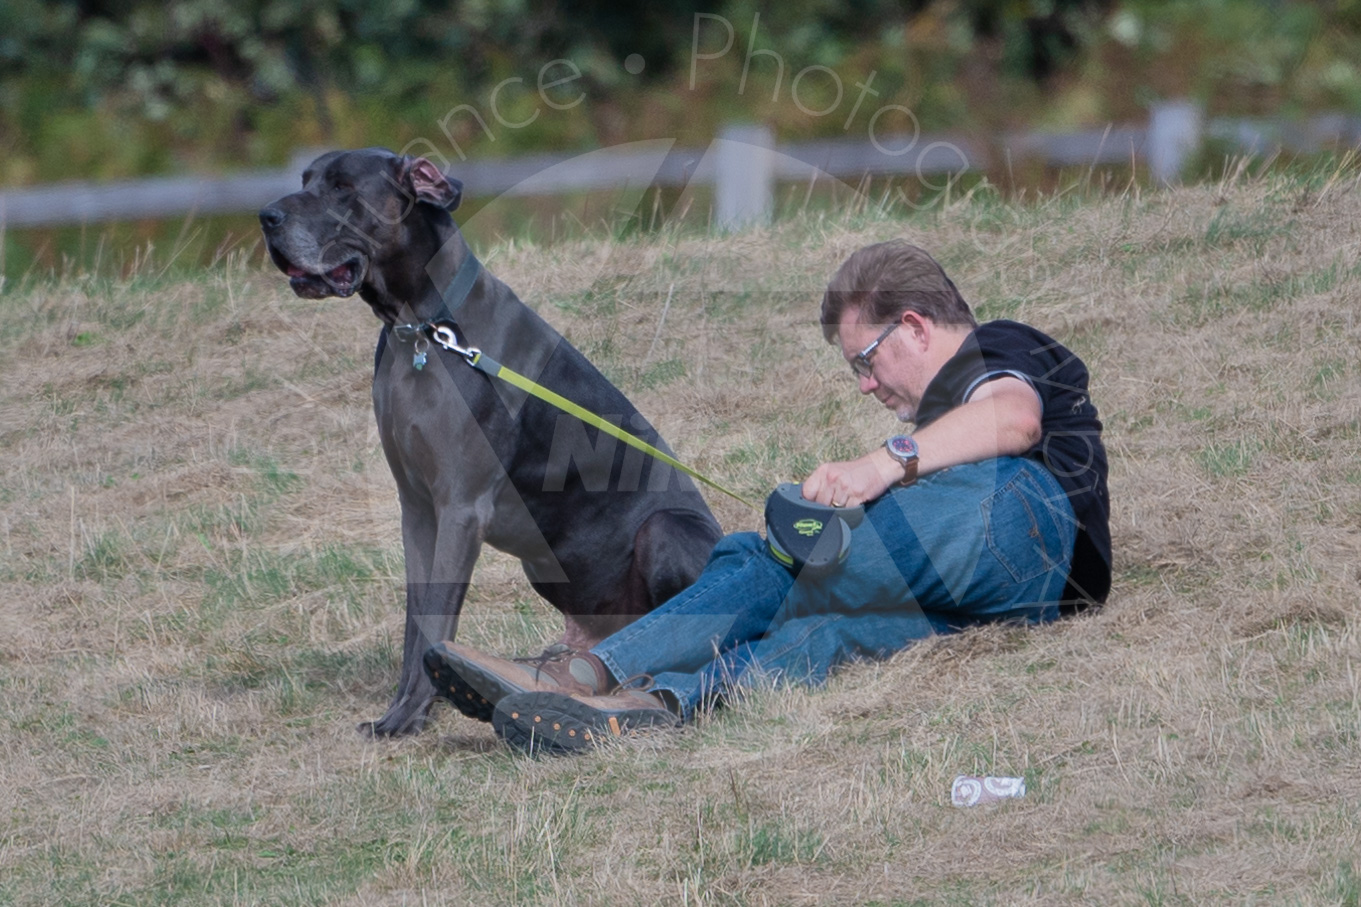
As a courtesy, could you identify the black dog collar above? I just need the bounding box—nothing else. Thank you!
[379,254,483,372]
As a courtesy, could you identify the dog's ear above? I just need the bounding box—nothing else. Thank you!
[401,157,463,211]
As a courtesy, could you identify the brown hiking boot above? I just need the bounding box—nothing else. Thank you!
[492,686,681,756]
[423,641,613,721]
[424,643,497,722]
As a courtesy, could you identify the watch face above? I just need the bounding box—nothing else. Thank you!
[888,435,918,460]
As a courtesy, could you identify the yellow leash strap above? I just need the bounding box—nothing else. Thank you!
[427,323,755,509]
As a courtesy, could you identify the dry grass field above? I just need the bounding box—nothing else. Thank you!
[3,161,1361,905]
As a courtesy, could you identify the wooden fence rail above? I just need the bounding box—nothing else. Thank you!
[2,103,1358,232]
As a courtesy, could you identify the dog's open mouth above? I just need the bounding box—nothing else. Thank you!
[280,257,366,299]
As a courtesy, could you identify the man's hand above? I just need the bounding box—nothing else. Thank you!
[800,449,902,508]
[800,375,1043,509]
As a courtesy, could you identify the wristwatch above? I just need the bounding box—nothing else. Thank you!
[885,434,920,486]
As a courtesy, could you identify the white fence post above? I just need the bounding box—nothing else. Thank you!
[1148,100,1204,186]
[715,124,774,231]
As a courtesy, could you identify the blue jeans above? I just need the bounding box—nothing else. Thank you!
[592,457,1078,720]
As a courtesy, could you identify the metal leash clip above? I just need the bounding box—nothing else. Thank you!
[428,322,480,364]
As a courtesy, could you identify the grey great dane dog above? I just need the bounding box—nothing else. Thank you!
[259,148,722,736]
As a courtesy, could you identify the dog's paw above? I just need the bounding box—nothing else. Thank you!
[359,697,431,738]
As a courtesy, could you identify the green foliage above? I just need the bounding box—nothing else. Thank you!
[4,1,1355,186]
[1101,1,1340,106]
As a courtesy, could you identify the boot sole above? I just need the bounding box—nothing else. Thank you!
[492,691,681,756]
[422,644,495,723]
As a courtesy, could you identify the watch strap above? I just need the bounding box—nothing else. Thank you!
[896,454,919,487]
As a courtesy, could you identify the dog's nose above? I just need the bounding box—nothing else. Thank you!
[258,207,287,230]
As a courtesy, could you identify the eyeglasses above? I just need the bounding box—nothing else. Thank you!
[849,322,899,379]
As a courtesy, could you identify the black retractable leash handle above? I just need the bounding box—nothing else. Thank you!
[764,483,864,577]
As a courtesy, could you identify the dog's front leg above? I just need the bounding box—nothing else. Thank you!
[362,493,483,737]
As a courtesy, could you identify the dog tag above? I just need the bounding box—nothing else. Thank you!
[412,339,429,371]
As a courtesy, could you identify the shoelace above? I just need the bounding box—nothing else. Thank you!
[609,673,659,696]
[511,646,661,702]
[512,642,576,673]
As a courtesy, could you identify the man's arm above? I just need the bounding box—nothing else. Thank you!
[801,376,1042,507]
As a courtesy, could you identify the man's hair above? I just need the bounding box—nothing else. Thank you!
[820,240,978,342]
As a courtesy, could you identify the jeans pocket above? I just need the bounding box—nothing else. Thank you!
[980,469,1064,584]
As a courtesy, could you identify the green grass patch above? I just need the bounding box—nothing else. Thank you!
[637,357,687,390]
[1202,204,1293,250]
[202,545,384,614]
[1197,437,1260,478]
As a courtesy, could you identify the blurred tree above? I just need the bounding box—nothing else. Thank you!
[1,0,1123,110]
[962,0,1115,81]
[2,0,1359,183]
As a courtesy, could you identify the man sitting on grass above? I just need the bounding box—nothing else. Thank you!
[424,239,1110,755]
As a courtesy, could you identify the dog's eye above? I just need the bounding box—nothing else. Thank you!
[332,180,353,194]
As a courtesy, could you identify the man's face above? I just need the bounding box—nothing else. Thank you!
[836,306,928,422]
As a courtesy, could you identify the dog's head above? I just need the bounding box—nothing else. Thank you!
[259,148,463,300]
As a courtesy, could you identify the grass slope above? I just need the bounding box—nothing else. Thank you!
[2,163,1361,905]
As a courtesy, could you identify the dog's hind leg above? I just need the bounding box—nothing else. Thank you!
[633,509,723,606]
[558,509,723,649]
